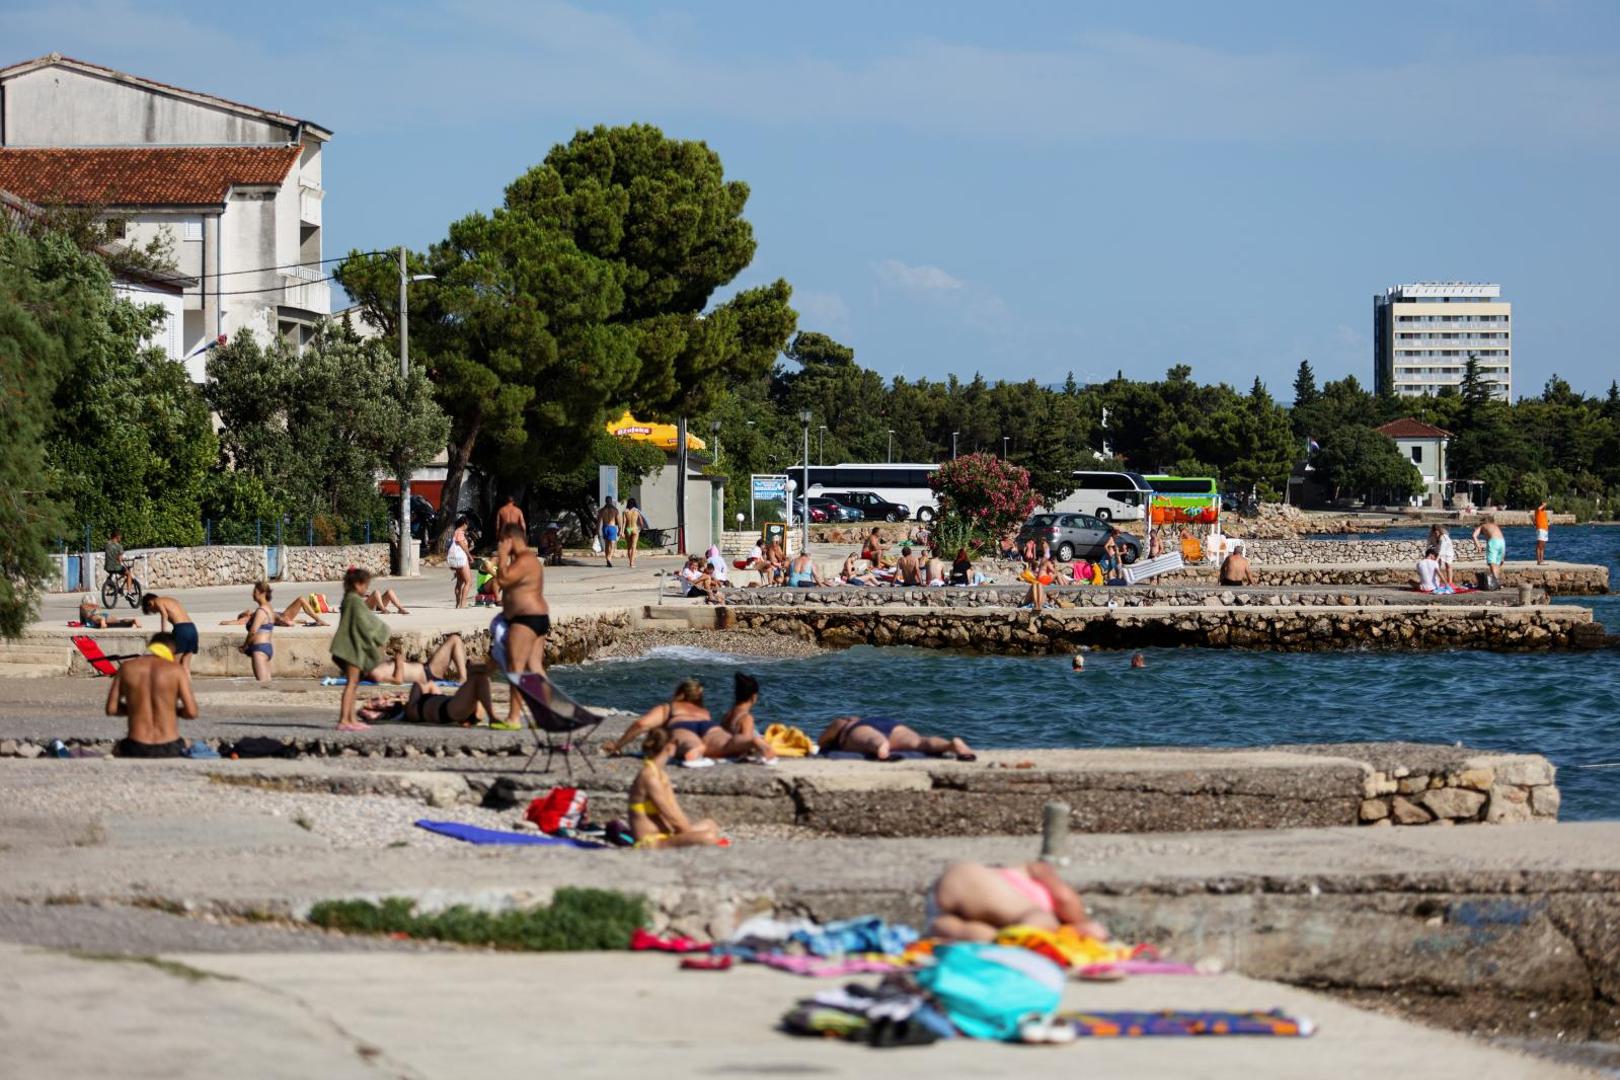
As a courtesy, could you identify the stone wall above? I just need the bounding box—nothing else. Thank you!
[1357,755,1559,826]
[717,583,1541,609]
[1241,538,1431,563]
[1154,562,1609,594]
[727,604,1597,653]
[281,543,389,582]
[120,546,267,590]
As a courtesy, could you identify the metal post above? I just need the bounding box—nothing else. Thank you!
[887,429,894,463]
[952,431,959,459]
[677,417,690,557]
[397,246,413,578]
[799,410,811,552]
[82,525,91,591]
[1039,800,1071,864]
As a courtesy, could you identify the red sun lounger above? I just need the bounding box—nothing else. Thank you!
[71,636,139,678]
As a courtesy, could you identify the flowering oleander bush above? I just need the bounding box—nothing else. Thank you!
[930,453,1042,552]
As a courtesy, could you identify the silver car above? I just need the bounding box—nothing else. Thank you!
[1014,513,1142,564]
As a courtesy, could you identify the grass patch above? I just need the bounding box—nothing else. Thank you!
[71,952,237,983]
[306,889,648,951]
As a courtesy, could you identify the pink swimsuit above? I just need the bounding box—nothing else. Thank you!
[997,868,1056,915]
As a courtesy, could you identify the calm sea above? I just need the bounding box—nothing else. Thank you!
[550,524,1620,820]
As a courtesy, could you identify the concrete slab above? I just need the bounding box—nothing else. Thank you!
[1,946,1578,1079]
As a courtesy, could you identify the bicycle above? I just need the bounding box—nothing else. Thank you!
[100,566,143,609]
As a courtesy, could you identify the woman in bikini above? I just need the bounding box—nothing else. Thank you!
[360,663,497,726]
[622,499,643,569]
[702,673,777,762]
[627,728,723,849]
[927,861,1108,942]
[364,632,467,686]
[241,581,276,684]
[601,678,715,762]
[817,716,976,761]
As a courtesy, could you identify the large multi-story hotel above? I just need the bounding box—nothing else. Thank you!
[1373,282,1512,401]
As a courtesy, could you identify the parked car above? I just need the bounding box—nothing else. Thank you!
[806,496,863,523]
[819,490,909,523]
[795,497,830,524]
[1014,513,1142,565]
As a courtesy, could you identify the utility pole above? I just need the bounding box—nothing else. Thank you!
[952,431,959,459]
[397,247,413,577]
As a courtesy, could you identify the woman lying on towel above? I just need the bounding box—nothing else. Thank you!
[927,861,1108,943]
[627,728,724,849]
[817,716,977,762]
[358,663,497,726]
[362,632,467,686]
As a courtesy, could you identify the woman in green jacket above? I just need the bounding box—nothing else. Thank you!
[331,567,393,731]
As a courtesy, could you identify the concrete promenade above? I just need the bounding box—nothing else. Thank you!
[1,945,1588,1078]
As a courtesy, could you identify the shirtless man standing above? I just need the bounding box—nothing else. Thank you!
[1472,516,1506,589]
[105,632,198,758]
[140,593,199,674]
[496,522,549,730]
[495,495,526,542]
[598,497,620,567]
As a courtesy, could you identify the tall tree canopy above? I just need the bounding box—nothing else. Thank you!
[336,124,797,533]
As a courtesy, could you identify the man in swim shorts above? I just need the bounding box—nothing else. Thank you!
[818,716,976,761]
[598,497,620,568]
[140,593,198,673]
[1472,516,1506,589]
[496,523,549,730]
[106,632,197,758]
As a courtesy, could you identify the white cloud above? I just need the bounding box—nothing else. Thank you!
[874,259,965,293]
[794,289,851,331]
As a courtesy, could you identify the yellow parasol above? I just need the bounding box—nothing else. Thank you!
[605,411,707,452]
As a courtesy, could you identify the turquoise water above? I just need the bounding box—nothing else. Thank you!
[550,524,1620,821]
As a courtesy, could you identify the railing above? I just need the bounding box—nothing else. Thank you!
[279,271,330,314]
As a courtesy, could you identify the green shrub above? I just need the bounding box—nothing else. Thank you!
[307,888,649,951]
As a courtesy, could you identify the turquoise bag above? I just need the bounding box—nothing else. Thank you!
[914,943,1066,1040]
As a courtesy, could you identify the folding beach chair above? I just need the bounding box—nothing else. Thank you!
[1122,551,1185,585]
[509,672,605,777]
[71,636,139,677]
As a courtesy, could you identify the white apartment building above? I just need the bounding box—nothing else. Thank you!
[0,54,330,379]
[1373,282,1511,401]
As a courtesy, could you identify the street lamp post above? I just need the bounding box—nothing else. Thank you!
[818,425,826,466]
[396,247,436,577]
[799,409,812,551]
[1002,435,1010,460]
[711,419,722,465]
[951,431,959,459]
[887,429,895,463]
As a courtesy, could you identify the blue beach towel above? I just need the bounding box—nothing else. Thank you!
[322,677,460,688]
[413,820,605,848]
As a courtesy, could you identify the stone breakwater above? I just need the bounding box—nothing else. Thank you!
[725,603,1599,653]
[718,583,1543,609]
[1156,561,1609,594]
[1242,538,1435,562]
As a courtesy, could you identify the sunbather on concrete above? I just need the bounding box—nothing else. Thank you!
[105,632,197,758]
[78,595,139,629]
[219,583,329,628]
[705,673,777,762]
[357,662,497,725]
[601,678,714,762]
[817,716,976,761]
[627,728,724,849]
[927,861,1108,942]
[365,632,467,686]
[365,587,410,615]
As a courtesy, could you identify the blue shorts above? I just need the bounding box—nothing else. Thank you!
[602,525,619,543]
[171,622,199,656]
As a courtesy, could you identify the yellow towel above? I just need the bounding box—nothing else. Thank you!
[996,924,1133,968]
[762,723,814,758]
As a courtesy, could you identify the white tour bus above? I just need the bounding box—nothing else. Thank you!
[803,463,940,521]
[1049,469,1152,521]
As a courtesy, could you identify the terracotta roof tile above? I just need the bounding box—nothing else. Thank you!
[0,146,300,207]
[1377,418,1453,439]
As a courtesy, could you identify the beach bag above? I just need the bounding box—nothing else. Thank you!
[913,943,1065,1040]
[526,787,588,835]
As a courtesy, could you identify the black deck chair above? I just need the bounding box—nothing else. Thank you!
[509,672,605,776]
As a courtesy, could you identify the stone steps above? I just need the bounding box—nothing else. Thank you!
[0,641,72,677]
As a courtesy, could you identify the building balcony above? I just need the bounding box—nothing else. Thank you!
[299,187,322,226]
[279,267,330,314]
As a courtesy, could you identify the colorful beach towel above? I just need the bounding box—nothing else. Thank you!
[321,677,460,688]
[413,820,606,848]
[1061,1009,1315,1037]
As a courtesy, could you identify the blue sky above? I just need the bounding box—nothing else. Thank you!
[10,1,1620,397]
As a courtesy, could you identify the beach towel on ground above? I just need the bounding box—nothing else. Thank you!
[1062,1009,1314,1037]
[762,723,815,757]
[320,676,459,688]
[413,820,605,848]
[819,750,933,762]
[790,916,919,957]
[914,943,1066,1041]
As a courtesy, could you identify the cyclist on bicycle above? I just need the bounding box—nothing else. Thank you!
[105,529,134,588]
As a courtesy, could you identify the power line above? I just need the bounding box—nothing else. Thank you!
[208,274,339,297]
[133,248,394,290]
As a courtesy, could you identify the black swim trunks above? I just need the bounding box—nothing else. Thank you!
[509,613,551,637]
[113,737,186,759]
